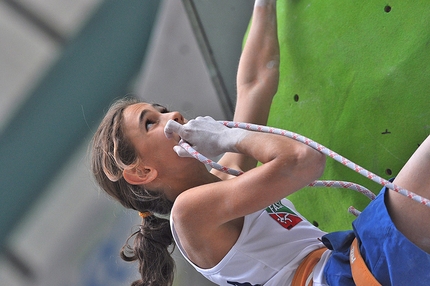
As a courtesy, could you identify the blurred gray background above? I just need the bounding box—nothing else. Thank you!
[0,0,254,285]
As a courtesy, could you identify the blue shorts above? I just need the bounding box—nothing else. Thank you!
[322,185,430,285]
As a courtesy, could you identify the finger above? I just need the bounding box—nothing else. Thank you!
[164,119,183,139]
[173,145,193,158]
[196,116,215,122]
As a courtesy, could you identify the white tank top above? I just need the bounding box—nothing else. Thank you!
[171,198,331,285]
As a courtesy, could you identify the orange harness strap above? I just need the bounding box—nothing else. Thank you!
[350,238,382,286]
[292,247,327,286]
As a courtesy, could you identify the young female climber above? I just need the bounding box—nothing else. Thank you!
[92,0,287,284]
[91,0,430,285]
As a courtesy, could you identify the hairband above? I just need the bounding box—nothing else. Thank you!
[139,211,152,219]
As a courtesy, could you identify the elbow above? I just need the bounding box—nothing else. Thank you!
[314,151,326,179]
[260,68,279,97]
[293,144,326,182]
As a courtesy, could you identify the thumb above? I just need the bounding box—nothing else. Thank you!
[173,145,193,158]
[164,119,183,139]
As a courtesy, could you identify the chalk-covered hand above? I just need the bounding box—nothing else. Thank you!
[164,116,248,158]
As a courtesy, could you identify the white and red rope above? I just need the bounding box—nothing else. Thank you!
[178,121,430,215]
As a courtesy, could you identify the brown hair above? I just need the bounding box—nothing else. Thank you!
[91,97,175,286]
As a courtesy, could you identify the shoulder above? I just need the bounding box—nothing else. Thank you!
[171,194,245,268]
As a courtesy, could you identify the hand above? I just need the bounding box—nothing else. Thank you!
[164,116,248,159]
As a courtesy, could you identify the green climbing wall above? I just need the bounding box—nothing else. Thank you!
[269,0,430,232]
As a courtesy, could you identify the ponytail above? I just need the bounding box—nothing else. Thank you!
[91,97,176,285]
[121,215,175,286]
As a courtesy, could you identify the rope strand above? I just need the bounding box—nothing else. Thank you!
[179,121,430,215]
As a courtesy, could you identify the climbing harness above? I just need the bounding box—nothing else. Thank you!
[178,121,430,215]
[349,238,381,286]
[291,247,327,286]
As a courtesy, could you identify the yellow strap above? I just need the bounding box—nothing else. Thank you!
[292,247,327,286]
[350,238,382,286]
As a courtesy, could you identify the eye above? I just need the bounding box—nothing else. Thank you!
[145,119,156,131]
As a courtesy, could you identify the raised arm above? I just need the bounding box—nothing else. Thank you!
[169,117,325,264]
[214,0,280,178]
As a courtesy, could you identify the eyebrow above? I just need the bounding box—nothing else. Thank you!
[152,103,169,113]
[138,103,169,128]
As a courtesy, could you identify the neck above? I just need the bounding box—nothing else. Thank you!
[154,162,221,202]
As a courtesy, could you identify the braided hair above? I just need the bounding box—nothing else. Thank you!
[91,97,175,285]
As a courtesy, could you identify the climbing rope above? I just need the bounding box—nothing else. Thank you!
[178,121,430,215]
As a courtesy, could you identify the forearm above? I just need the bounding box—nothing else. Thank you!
[235,0,279,123]
[237,131,326,189]
[217,0,279,175]
[209,131,326,218]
